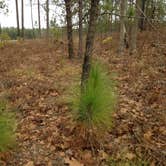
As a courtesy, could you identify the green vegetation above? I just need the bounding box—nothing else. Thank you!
[0,100,16,152]
[72,62,116,132]
[0,32,10,48]
[0,27,39,40]
[107,158,149,166]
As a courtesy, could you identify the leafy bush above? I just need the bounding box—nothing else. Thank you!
[51,27,62,40]
[0,33,10,42]
[0,100,16,152]
[102,36,112,44]
[0,33,10,49]
[72,62,116,133]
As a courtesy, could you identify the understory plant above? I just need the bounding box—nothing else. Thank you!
[0,33,10,49]
[0,100,16,152]
[72,62,116,148]
[107,158,149,166]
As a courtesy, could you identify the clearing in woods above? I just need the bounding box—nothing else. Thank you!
[0,34,165,165]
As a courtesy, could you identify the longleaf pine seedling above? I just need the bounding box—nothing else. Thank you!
[72,62,116,142]
[0,100,16,152]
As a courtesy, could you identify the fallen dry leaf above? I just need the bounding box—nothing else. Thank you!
[144,131,153,141]
[125,152,135,160]
[24,161,34,166]
[65,157,83,166]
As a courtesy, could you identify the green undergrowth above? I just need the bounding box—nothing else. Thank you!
[106,158,149,166]
[0,33,10,49]
[0,99,16,152]
[71,62,117,132]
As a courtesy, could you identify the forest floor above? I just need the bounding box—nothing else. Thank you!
[0,31,165,166]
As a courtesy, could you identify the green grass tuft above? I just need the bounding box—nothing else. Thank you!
[72,62,117,131]
[0,101,16,152]
[107,158,149,166]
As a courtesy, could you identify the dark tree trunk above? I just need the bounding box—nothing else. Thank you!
[109,14,113,33]
[151,0,156,20]
[15,0,20,37]
[119,0,127,54]
[139,0,146,31]
[38,0,41,37]
[81,0,100,85]
[21,0,24,39]
[130,0,139,55]
[65,0,74,59]
[46,0,49,38]
[78,0,83,58]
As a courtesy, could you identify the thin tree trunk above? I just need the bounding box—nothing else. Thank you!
[145,0,150,30]
[139,0,146,31]
[0,24,2,34]
[130,0,139,55]
[21,0,24,39]
[30,0,35,38]
[15,0,20,37]
[46,0,49,38]
[65,0,74,59]
[119,0,127,54]
[38,0,41,37]
[78,0,83,58]
[114,0,119,32]
[110,14,113,33]
[81,0,100,85]
[109,0,113,33]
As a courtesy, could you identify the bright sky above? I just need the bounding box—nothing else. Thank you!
[0,0,64,28]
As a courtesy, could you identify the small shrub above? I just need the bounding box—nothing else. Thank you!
[0,33,10,42]
[102,36,112,44]
[72,62,116,137]
[0,101,16,152]
[0,33,10,49]
[0,100,7,112]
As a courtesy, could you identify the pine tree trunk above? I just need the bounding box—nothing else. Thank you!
[119,0,127,54]
[65,0,74,59]
[78,0,83,58]
[0,24,2,34]
[30,0,35,38]
[81,0,100,85]
[130,0,139,55]
[21,0,24,39]
[46,0,49,38]
[139,0,146,31]
[15,0,20,37]
[38,0,41,37]
[110,14,113,34]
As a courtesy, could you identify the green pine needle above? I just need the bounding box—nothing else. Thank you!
[72,62,117,131]
[0,101,16,152]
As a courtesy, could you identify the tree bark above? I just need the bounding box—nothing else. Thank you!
[109,13,113,33]
[139,0,146,31]
[0,24,2,34]
[46,0,49,38]
[65,0,74,59]
[78,0,83,58]
[30,0,35,38]
[38,0,41,37]
[119,0,127,54]
[15,0,20,37]
[81,0,100,85]
[21,0,24,39]
[130,0,139,55]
